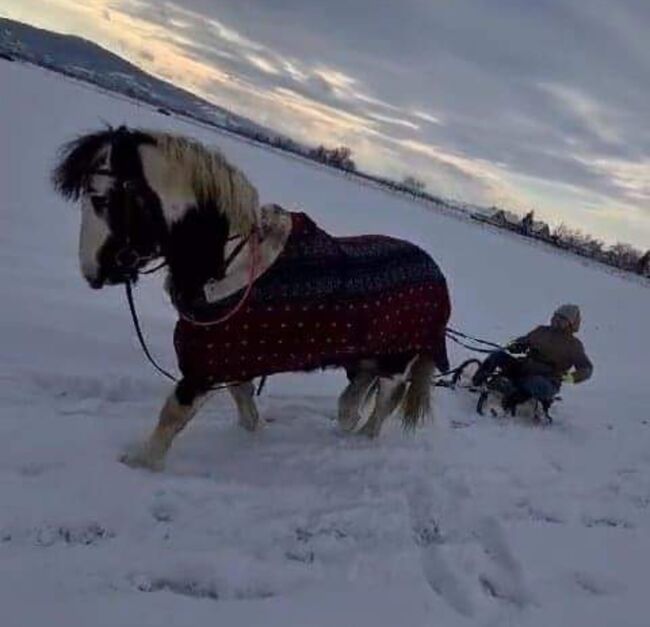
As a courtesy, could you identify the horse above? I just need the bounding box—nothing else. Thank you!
[52,126,451,470]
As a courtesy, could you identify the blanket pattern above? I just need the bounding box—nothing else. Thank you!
[174,212,450,383]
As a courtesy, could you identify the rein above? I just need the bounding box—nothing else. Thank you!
[176,229,262,327]
[125,280,177,382]
[445,327,504,354]
[123,231,267,394]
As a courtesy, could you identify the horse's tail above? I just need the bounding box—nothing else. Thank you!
[401,355,436,430]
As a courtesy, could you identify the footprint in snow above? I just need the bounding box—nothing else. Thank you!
[574,571,626,596]
[582,516,635,530]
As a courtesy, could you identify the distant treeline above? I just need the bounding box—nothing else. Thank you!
[472,209,650,278]
[262,134,650,280]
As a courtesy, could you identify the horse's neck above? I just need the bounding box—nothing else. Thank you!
[165,204,292,307]
[202,205,292,303]
[164,206,230,306]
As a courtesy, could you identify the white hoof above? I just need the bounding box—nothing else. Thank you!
[358,422,380,438]
[338,411,362,433]
[119,444,165,472]
[238,412,263,432]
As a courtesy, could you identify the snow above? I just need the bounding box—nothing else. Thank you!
[1,60,650,627]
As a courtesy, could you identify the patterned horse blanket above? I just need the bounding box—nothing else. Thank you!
[174,212,450,384]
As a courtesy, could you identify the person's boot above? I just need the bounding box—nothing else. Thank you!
[471,363,491,387]
[502,390,528,416]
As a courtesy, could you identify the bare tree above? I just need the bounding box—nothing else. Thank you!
[402,175,426,193]
[608,242,641,270]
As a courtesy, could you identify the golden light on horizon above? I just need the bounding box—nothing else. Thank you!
[2,0,649,247]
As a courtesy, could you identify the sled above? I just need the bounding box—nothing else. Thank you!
[439,358,559,425]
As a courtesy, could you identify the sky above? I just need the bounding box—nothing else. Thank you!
[1,0,649,248]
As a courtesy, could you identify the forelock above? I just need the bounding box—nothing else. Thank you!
[52,130,114,200]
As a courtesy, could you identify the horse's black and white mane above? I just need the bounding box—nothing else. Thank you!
[51,126,286,308]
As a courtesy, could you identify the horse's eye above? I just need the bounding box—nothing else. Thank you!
[90,195,109,217]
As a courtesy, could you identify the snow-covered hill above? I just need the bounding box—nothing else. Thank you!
[1,60,649,627]
[0,18,280,143]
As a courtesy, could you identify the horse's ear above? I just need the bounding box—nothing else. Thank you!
[52,131,111,200]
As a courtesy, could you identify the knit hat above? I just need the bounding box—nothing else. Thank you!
[552,304,581,333]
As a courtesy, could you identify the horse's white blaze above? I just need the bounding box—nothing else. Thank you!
[79,195,110,281]
[78,147,112,282]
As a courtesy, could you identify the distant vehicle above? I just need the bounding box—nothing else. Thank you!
[157,107,171,116]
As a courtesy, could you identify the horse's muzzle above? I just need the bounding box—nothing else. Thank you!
[87,276,104,289]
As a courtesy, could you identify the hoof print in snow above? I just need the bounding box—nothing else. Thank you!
[150,502,176,523]
[413,519,442,547]
[479,574,502,599]
[526,506,563,525]
[582,516,634,530]
[575,572,624,596]
[295,525,348,543]
[132,575,274,601]
[20,462,61,477]
[286,548,315,564]
[35,522,114,547]
[295,527,314,543]
[135,576,220,601]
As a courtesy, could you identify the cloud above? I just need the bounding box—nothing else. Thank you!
[365,113,419,131]
[8,0,650,245]
[538,82,621,146]
[578,156,650,203]
[245,53,280,75]
[411,110,443,126]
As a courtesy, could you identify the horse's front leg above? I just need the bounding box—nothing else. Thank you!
[121,378,210,471]
[229,380,261,431]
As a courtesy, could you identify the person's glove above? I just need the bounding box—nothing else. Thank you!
[562,372,575,384]
[506,340,527,354]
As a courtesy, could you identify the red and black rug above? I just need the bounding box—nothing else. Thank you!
[174,212,450,384]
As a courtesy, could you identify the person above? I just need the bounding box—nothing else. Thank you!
[471,304,593,413]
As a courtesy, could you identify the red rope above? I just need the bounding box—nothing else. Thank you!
[178,230,261,327]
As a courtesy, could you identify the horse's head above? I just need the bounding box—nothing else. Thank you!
[52,126,167,288]
[53,126,260,293]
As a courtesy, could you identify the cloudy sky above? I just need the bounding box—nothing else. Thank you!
[2,0,650,247]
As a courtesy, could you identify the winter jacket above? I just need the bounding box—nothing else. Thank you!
[509,325,593,384]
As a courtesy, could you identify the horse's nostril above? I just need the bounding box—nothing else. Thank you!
[87,276,104,289]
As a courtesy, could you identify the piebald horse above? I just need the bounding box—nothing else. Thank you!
[52,126,450,470]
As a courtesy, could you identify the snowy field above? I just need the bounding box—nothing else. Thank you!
[1,60,649,627]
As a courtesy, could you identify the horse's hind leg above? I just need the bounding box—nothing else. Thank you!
[338,361,377,432]
[358,377,406,438]
[401,355,435,429]
[121,378,209,471]
[229,380,261,431]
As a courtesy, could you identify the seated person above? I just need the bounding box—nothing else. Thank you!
[471,304,593,412]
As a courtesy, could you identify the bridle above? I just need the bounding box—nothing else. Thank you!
[89,166,164,282]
